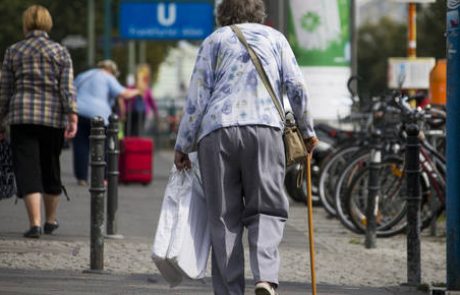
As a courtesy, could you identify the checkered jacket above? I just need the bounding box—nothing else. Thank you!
[0,30,76,129]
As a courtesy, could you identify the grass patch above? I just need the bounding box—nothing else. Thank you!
[348,238,362,245]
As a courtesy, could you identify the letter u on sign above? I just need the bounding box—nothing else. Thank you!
[158,3,176,26]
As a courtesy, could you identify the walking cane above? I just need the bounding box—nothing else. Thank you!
[306,153,317,295]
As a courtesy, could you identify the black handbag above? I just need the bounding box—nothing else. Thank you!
[0,140,16,200]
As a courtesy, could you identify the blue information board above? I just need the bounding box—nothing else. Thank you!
[120,1,214,40]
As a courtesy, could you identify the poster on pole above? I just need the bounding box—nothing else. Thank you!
[387,58,435,89]
[288,0,352,121]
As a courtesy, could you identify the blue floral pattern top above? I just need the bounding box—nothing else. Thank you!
[175,23,315,153]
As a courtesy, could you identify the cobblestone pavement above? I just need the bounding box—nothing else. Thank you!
[0,148,443,294]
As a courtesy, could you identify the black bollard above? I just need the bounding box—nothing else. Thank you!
[89,117,106,271]
[365,129,381,249]
[405,123,421,285]
[106,114,123,239]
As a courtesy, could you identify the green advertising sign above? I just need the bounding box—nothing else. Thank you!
[288,0,350,67]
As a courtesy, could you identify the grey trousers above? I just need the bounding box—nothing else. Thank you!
[198,126,289,295]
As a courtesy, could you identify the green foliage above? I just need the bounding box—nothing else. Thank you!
[417,0,446,59]
[357,0,446,100]
[357,17,406,99]
[0,0,91,73]
[0,0,174,83]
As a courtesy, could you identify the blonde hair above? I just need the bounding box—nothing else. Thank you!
[136,64,151,93]
[23,5,53,33]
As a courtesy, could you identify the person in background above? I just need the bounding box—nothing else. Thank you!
[121,64,158,136]
[73,60,139,186]
[0,5,78,238]
[173,0,318,294]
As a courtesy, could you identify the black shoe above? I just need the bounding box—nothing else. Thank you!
[44,221,59,234]
[23,226,41,238]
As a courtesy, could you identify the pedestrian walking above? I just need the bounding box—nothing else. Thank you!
[0,5,78,238]
[173,0,318,294]
[121,64,158,137]
[72,60,139,186]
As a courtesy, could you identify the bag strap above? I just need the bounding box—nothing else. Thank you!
[230,25,285,122]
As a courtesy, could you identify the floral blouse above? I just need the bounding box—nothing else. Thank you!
[175,23,315,153]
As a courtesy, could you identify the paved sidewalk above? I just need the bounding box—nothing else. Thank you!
[0,148,434,294]
[0,268,426,295]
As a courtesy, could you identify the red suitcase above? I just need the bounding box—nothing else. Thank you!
[119,137,154,184]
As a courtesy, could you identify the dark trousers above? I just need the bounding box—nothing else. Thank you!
[73,116,91,181]
[125,111,145,136]
[10,124,65,198]
[73,116,109,182]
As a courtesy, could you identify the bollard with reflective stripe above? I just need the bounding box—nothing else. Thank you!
[405,123,421,285]
[106,114,123,239]
[89,117,106,271]
[365,129,381,249]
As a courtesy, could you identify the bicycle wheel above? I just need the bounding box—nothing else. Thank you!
[333,151,370,234]
[285,162,321,205]
[377,170,438,238]
[318,144,361,216]
[345,159,444,238]
[345,158,407,235]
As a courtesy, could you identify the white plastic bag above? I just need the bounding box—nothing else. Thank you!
[151,153,210,287]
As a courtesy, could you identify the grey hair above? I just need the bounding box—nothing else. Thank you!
[97,59,120,77]
[217,0,266,27]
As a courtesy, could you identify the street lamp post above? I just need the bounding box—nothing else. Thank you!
[103,0,112,59]
[407,2,417,58]
[87,0,95,66]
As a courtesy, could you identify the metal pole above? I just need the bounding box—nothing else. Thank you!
[365,129,381,249]
[405,123,421,286]
[87,0,95,67]
[407,3,417,58]
[407,3,417,108]
[89,117,106,271]
[429,182,438,237]
[106,115,123,239]
[427,111,438,237]
[128,41,136,76]
[139,41,147,64]
[277,0,285,34]
[103,0,112,59]
[350,0,359,109]
[177,43,185,98]
[350,0,358,79]
[446,2,460,290]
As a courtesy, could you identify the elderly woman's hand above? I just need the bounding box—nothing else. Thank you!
[304,136,319,154]
[174,150,192,171]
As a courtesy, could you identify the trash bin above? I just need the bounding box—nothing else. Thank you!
[429,59,446,105]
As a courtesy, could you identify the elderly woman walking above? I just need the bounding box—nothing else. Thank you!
[173,0,318,294]
[0,5,78,238]
[72,60,139,186]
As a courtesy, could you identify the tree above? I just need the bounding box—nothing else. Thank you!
[0,0,90,73]
[417,0,446,59]
[357,17,406,99]
[357,0,446,100]
[0,0,174,83]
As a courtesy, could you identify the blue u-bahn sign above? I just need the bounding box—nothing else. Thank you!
[119,1,214,40]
